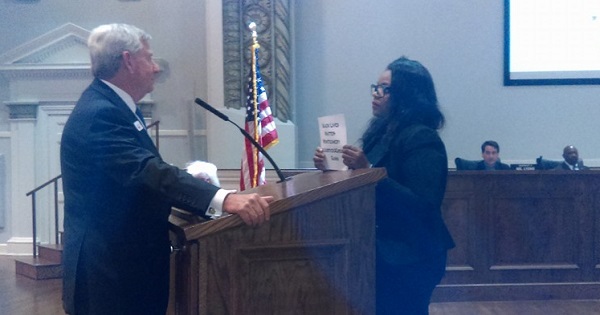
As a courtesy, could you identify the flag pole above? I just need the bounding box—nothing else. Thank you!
[249,22,260,187]
[240,22,280,189]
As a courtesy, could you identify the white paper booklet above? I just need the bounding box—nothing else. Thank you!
[318,114,348,171]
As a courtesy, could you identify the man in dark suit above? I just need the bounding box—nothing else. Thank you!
[60,24,273,315]
[555,145,589,170]
[476,140,511,170]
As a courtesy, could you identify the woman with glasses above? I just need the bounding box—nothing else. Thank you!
[314,56,454,314]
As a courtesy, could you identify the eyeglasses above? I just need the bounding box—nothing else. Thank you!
[370,84,390,97]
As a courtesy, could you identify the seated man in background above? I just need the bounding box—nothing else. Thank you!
[556,145,589,170]
[476,140,510,170]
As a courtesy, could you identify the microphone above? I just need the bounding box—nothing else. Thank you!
[194,98,288,183]
[195,98,230,122]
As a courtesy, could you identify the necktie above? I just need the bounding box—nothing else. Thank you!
[135,107,146,128]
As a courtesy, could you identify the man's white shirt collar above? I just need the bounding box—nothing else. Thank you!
[101,79,137,115]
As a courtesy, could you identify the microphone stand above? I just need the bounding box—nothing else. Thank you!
[195,98,288,183]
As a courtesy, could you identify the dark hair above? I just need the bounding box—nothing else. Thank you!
[481,140,500,153]
[362,56,445,151]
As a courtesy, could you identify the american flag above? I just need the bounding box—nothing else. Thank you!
[240,48,278,190]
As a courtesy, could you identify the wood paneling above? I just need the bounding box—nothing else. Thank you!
[434,171,600,302]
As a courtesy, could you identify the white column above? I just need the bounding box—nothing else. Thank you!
[6,103,38,255]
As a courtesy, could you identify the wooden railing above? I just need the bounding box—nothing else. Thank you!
[25,120,160,257]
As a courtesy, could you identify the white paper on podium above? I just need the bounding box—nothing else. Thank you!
[318,114,348,171]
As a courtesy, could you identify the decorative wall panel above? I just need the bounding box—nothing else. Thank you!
[222,0,292,122]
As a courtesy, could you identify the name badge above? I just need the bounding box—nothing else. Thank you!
[134,121,144,131]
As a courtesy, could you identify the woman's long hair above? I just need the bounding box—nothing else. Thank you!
[362,57,444,152]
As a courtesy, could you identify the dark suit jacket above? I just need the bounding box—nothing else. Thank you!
[555,161,589,170]
[60,79,219,314]
[475,160,511,170]
[365,124,455,266]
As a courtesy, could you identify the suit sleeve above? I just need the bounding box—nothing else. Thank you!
[86,101,219,215]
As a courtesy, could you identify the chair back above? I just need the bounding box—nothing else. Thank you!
[455,157,479,171]
[535,156,562,170]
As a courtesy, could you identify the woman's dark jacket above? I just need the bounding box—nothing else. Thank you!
[365,123,455,265]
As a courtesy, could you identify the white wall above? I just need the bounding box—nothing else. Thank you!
[0,0,212,248]
[294,0,600,167]
[0,0,214,165]
[1,0,600,249]
[0,0,295,250]
[3,1,600,169]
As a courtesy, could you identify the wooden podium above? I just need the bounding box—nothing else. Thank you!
[167,168,386,315]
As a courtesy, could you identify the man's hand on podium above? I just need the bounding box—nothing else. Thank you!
[223,193,274,227]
